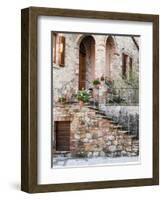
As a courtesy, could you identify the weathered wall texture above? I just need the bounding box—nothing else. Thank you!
[53,33,79,103]
[53,33,139,103]
[53,104,139,158]
[52,33,139,158]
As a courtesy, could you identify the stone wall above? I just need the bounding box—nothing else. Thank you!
[53,104,139,158]
[53,33,139,104]
[53,33,79,103]
[111,36,139,89]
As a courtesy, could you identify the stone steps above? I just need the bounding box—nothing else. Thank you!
[95,111,106,116]
[101,116,113,120]
[79,107,138,147]
[117,130,129,134]
[110,124,123,129]
[54,105,139,158]
[87,106,134,136]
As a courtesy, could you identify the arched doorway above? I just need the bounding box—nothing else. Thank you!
[105,36,115,79]
[79,36,95,90]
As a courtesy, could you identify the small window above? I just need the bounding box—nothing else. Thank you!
[122,53,128,79]
[129,57,133,79]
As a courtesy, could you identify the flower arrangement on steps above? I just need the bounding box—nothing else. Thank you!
[76,89,90,108]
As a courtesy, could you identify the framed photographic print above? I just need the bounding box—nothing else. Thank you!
[21,7,159,193]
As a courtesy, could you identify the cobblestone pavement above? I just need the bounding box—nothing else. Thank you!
[52,156,139,168]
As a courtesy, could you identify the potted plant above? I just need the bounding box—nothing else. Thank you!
[100,75,105,82]
[92,79,101,88]
[58,96,67,104]
[76,89,90,108]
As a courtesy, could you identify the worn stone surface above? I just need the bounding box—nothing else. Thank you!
[53,104,139,158]
[52,33,139,160]
[53,33,139,103]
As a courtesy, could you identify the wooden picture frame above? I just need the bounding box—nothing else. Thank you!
[21,7,159,193]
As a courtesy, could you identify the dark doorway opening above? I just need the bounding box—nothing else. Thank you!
[79,36,95,90]
[79,42,86,90]
[122,53,128,79]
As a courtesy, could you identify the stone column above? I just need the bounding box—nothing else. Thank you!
[94,35,106,79]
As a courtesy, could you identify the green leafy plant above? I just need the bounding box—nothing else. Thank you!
[58,96,66,103]
[92,79,100,86]
[76,90,90,103]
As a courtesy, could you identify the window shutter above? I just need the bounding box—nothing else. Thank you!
[52,34,56,64]
[58,36,65,66]
[129,57,133,79]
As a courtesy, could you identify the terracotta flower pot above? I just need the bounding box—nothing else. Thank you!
[94,84,100,89]
[79,100,84,108]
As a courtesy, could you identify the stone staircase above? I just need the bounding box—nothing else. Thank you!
[89,106,138,138]
[53,104,139,158]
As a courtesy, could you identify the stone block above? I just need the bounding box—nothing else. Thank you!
[100,151,106,157]
[108,145,117,152]
[106,141,112,146]
[117,145,123,151]
[125,146,132,152]
[74,134,80,140]
[121,150,127,156]
[83,138,89,143]
[93,152,99,157]
[92,133,99,139]
[112,140,118,145]
[86,133,92,139]
[87,152,93,158]
[107,135,115,141]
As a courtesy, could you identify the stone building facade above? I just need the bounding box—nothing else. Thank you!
[53,33,139,103]
[52,32,139,162]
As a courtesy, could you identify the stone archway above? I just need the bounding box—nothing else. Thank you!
[105,36,115,79]
[79,35,95,90]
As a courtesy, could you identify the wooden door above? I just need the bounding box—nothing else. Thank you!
[79,43,86,90]
[55,121,70,151]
